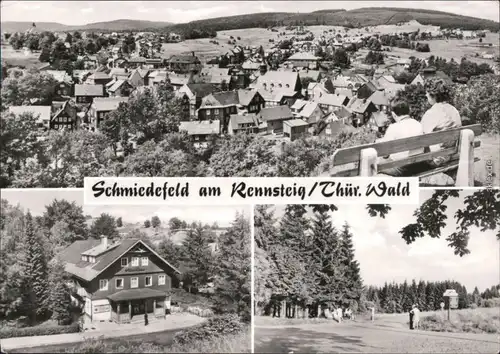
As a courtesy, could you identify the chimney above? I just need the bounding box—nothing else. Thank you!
[100,235,108,248]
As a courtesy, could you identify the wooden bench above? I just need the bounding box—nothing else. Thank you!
[330,124,482,186]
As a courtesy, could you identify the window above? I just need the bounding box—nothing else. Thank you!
[115,278,124,289]
[131,257,139,266]
[121,257,128,267]
[99,279,108,291]
[145,276,152,287]
[141,257,149,266]
[81,255,88,262]
[131,277,138,288]
[158,274,166,285]
[206,109,211,116]
[214,109,219,115]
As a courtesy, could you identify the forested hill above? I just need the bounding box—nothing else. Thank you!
[166,7,499,35]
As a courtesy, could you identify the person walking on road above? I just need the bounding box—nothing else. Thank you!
[370,307,375,322]
[144,312,149,326]
[410,304,420,330]
[409,308,414,330]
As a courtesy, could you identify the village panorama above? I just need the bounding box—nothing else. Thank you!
[1,3,499,188]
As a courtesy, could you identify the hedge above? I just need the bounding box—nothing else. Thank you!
[173,314,244,345]
[0,322,80,339]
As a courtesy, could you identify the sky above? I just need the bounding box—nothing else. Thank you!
[1,189,248,227]
[271,189,500,293]
[1,1,499,25]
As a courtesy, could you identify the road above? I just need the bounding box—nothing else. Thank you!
[255,320,500,353]
[2,313,205,352]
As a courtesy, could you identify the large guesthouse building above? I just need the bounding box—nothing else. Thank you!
[58,236,181,323]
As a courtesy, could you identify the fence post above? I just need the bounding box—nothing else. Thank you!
[359,148,378,177]
[456,129,475,186]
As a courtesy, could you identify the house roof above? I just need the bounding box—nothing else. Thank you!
[371,111,390,127]
[299,70,321,81]
[291,99,308,111]
[242,60,261,70]
[229,113,260,127]
[108,288,168,302]
[108,79,128,92]
[8,105,51,124]
[334,88,353,98]
[237,89,259,106]
[259,105,293,121]
[252,71,299,91]
[288,52,320,61]
[317,93,348,107]
[298,101,320,118]
[59,238,181,282]
[169,73,191,86]
[346,97,374,114]
[45,70,73,83]
[89,71,111,80]
[169,55,199,64]
[179,120,220,135]
[92,97,128,111]
[368,90,390,106]
[185,83,219,99]
[75,84,104,96]
[284,118,308,127]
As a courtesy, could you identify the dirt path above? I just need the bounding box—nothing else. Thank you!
[255,320,500,353]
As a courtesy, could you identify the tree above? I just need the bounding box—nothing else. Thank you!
[169,217,183,231]
[209,134,277,177]
[49,258,73,325]
[1,71,58,106]
[151,216,161,228]
[213,213,251,321]
[453,74,500,134]
[157,238,182,269]
[333,48,350,68]
[338,223,363,305]
[144,219,151,228]
[19,212,50,322]
[0,112,42,188]
[309,209,345,309]
[394,83,430,121]
[42,199,87,240]
[181,225,214,292]
[116,217,123,228]
[89,213,118,239]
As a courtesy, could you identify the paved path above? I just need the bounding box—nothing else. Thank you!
[1,313,205,351]
[255,320,500,353]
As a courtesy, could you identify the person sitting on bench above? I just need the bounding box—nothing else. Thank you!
[376,99,429,177]
[421,78,462,168]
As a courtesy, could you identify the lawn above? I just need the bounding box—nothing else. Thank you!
[419,307,500,334]
[255,315,334,326]
[1,45,41,69]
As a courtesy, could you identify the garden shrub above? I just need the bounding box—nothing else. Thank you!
[173,314,244,345]
[0,322,80,339]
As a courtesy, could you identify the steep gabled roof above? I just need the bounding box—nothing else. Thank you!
[317,93,348,107]
[92,97,128,111]
[59,238,181,282]
[74,84,104,97]
[179,120,220,135]
[259,105,293,122]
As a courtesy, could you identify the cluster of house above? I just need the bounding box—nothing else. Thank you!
[6,20,466,149]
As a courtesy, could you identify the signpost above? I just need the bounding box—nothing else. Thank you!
[443,289,459,321]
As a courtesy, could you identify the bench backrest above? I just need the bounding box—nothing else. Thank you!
[332,124,482,167]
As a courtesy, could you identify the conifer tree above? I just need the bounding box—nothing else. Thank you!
[213,213,251,321]
[49,258,73,325]
[338,222,363,305]
[19,212,49,322]
[309,209,345,307]
[181,224,214,292]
